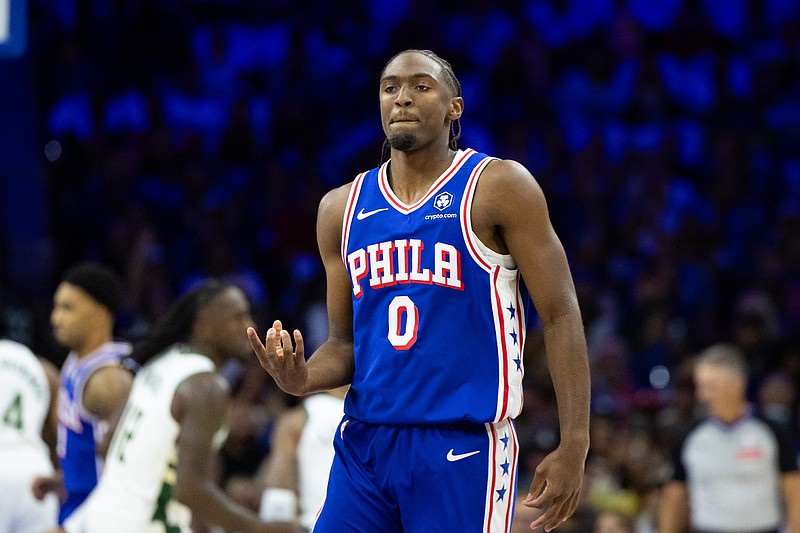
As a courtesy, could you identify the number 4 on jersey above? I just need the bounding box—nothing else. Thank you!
[2,393,23,430]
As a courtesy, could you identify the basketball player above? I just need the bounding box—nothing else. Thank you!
[59,280,298,533]
[259,386,348,531]
[249,49,591,532]
[0,337,60,532]
[32,262,135,524]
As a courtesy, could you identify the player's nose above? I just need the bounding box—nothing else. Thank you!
[393,85,413,107]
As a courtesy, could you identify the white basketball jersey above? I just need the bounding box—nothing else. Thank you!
[0,339,50,451]
[297,393,344,530]
[64,346,215,533]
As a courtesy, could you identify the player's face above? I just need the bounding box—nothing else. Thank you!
[201,287,256,361]
[50,283,105,350]
[693,363,745,415]
[379,52,462,152]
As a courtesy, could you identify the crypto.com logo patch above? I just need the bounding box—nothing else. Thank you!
[433,191,453,211]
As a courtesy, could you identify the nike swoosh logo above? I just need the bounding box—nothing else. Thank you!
[356,207,388,220]
[446,449,480,462]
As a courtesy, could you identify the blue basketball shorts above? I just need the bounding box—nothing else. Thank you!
[312,417,518,532]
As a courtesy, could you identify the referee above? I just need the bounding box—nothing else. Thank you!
[658,344,800,533]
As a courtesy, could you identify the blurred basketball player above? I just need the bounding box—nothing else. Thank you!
[32,262,134,524]
[59,280,298,533]
[0,336,60,532]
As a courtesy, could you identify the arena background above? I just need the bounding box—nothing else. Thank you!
[1,0,798,530]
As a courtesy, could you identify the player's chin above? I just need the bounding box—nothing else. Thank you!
[224,342,253,363]
[237,344,255,361]
[388,131,417,151]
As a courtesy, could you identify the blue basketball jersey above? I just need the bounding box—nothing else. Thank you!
[57,341,132,523]
[341,149,527,425]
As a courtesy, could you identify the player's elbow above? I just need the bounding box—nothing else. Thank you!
[173,476,205,509]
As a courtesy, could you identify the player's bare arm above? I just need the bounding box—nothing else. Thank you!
[82,364,134,457]
[82,365,134,420]
[782,472,800,533]
[249,183,355,396]
[31,357,65,502]
[39,356,61,466]
[257,406,305,524]
[262,406,304,490]
[172,372,299,533]
[657,481,690,533]
[474,159,591,531]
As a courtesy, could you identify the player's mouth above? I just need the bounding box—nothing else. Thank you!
[390,115,419,124]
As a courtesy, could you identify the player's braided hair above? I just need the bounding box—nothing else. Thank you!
[131,279,228,366]
[380,49,462,163]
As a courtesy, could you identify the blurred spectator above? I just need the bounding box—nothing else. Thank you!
[659,344,800,533]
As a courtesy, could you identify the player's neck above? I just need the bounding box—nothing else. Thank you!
[185,339,222,368]
[73,331,112,358]
[388,144,457,204]
[712,399,749,425]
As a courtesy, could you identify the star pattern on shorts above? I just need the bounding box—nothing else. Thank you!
[496,484,507,501]
[509,328,518,345]
[506,303,516,319]
[500,458,510,475]
[500,433,509,450]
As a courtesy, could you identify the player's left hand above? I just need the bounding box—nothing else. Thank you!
[523,442,586,531]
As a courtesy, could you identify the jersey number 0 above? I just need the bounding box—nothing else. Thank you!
[388,296,418,350]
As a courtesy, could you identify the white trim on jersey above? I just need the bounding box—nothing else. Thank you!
[341,171,367,264]
[459,155,526,422]
[459,155,496,273]
[378,149,476,213]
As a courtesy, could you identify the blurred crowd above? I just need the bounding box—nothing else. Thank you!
[1,0,799,530]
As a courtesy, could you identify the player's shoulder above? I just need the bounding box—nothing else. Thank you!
[481,157,540,190]
[317,180,359,233]
[753,412,796,441]
[474,157,546,219]
[319,181,353,212]
[0,337,36,357]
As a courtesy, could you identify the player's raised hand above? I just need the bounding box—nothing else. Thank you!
[524,443,586,531]
[248,320,307,396]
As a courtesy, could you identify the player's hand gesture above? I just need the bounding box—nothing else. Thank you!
[524,442,586,531]
[32,473,66,502]
[248,320,307,396]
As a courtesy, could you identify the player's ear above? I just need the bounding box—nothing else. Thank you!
[448,97,463,121]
